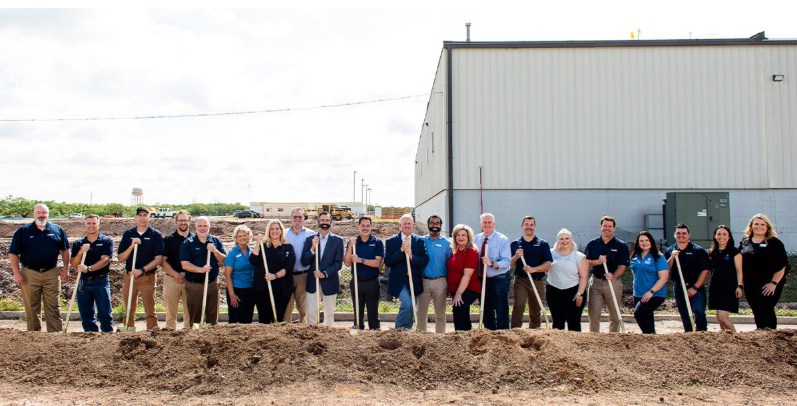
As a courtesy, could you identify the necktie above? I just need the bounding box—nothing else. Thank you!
[480,237,488,258]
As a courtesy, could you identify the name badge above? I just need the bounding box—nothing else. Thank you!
[195,248,201,251]
[686,252,693,255]
[435,244,442,247]
[760,243,767,247]
[369,244,375,247]
[610,249,617,252]
[236,254,242,258]
[144,237,150,240]
[96,244,103,247]
[48,234,56,237]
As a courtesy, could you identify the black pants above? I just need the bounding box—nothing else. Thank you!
[546,284,585,331]
[350,278,381,330]
[745,281,785,329]
[633,296,665,334]
[254,288,290,324]
[227,287,255,324]
[453,289,480,331]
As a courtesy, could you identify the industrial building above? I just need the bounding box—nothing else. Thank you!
[414,32,797,248]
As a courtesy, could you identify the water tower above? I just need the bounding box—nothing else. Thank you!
[131,188,143,206]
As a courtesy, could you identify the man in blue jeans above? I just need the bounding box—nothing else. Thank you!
[473,213,512,330]
[664,223,711,332]
[69,215,114,332]
[385,214,429,329]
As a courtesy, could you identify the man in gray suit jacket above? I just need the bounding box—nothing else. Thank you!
[301,211,344,326]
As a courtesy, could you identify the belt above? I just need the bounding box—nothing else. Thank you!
[293,270,309,275]
[83,274,108,282]
[355,276,378,282]
[423,276,446,280]
[487,272,509,279]
[127,270,155,275]
[24,266,52,273]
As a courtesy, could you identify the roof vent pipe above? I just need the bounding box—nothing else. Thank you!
[466,22,471,42]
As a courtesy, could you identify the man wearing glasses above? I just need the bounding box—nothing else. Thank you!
[161,210,192,329]
[284,207,314,323]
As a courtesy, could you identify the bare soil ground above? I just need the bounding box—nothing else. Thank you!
[0,325,795,405]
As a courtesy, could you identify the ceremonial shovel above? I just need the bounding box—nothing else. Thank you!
[315,245,321,324]
[63,251,86,333]
[520,256,550,329]
[351,244,361,333]
[478,243,488,330]
[405,237,418,330]
[674,253,696,332]
[603,262,626,333]
[260,242,280,323]
[194,250,212,329]
[122,243,139,332]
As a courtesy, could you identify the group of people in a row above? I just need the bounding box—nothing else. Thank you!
[8,204,788,333]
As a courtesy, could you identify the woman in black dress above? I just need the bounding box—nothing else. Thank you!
[249,220,295,324]
[739,214,789,330]
[707,225,743,332]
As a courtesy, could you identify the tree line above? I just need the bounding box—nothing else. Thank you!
[0,196,248,218]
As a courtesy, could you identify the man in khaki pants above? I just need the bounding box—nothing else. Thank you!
[417,215,451,333]
[9,204,70,332]
[584,216,630,333]
[161,210,192,329]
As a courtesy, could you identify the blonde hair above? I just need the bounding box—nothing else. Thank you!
[450,224,476,251]
[265,220,287,248]
[744,213,777,241]
[232,224,252,243]
[552,228,578,252]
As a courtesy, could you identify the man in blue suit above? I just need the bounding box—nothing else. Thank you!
[385,214,429,329]
[302,211,344,326]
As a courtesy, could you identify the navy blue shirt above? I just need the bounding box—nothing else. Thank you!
[510,236,553,279]
[180,234,226,282]
[584,236,630,278]
[9,222,70,270]
[70,233,114,278]
[163,230,192,274]
[348,235,385,279]
[664,242,711,287]
[117,226,165,273]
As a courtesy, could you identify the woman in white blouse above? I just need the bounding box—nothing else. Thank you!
[546,228,589,331]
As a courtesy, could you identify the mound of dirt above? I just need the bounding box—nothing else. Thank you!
[0,325,794,399]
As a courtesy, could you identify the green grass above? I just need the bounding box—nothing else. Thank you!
[0,298,24,311]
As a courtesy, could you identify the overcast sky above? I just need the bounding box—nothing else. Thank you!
[1,3,795,207]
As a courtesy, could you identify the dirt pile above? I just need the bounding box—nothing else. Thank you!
[0,326,794,398]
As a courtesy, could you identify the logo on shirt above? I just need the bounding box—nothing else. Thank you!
[144,237,150,240]
[436,244,442,247]
[610,249,617,252]
[236,254,242,258]
[369,244,375,247]
[96,244,103,247]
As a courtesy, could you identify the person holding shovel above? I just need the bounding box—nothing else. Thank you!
[664,223,711,332]
[417,215,452,333]
[510,216,552,329]
[584,215,629,333]
[473,213,512,330]
[385,214,429,330]
[161,210,192,329]
[302,211,344,326]
[68,215,114,332]
[180,216,227,328]
[446,224,480,331]
[250,220,295,324]
[9,203,70,332]
[343,216,384,330]
[117,206,164,331]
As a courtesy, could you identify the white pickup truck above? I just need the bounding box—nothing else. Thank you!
[151,208,176,218]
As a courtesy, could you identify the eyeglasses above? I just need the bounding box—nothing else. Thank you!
[429,222,442,226]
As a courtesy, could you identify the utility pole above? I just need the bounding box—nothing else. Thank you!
[353,171,356,202]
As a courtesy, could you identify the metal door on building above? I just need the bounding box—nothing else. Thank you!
[663,192,730,248]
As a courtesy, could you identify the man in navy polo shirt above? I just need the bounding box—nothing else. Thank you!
[510,216,552,329]
[180,216,227,328]
[585,215,630,333]
[117,206,165,331]
[344,216,384,330]
[473,213,512,330]
[664,223,711,332]
[9,203,70,332]
[416,215,452,333]
[69,215,114,332]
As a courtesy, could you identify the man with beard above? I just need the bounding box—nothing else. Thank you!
[161,210,192,329]
[302,212,344,326]
[343,216,384,330]
[284,208,314,323]
[9,203,70,332]
[417,215,452,333]
[69,215,114,332]
[385,214,429,330]
[180,216,227,327]
[118,206,165,331]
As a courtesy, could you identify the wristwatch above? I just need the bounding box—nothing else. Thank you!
[575,292,583,297]
[361,258,365,264]
[648,289,655,295]
[770,280,778,286]
[87,266,92,272]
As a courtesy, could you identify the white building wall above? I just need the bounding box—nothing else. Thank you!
[413,190,448,234]
[447,45,797,190]
[415,50,449,206]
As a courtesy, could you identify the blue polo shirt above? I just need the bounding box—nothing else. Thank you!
[118,226,165,273]
[224,245,255,288]
[510,236,553,279]
[584,236,630,278]
[630,253,669,298]
[180,234,226,282]
[423,235,452,278]
[348,235,384,279]
[70,233,114,278]
[664,242,711,287]
[9,222,70,270]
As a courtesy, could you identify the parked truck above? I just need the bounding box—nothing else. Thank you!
[304,204,354,221]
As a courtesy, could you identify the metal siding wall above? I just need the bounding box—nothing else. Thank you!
[448,45,797,190]
[415,50,448,206]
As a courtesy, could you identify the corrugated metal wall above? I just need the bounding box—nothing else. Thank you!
[414,50,449,206]
[444,45,797,191]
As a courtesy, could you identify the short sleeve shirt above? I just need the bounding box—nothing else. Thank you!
[664,242,711,286]
[70,233,114,278]
[423,235,452,278]
[510,236,553,279]
[163,231,192,273]
[224,244,255,288]
[630,253,669,298]
[117,226,165,273]
[348,235,385,279]
[180,234,226,282]
[584,236,630,278]
[9,222,70,270]
[739,237,789,287]
[446,247,481,293]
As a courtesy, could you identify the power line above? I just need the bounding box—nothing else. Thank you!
[0,93,436,122]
